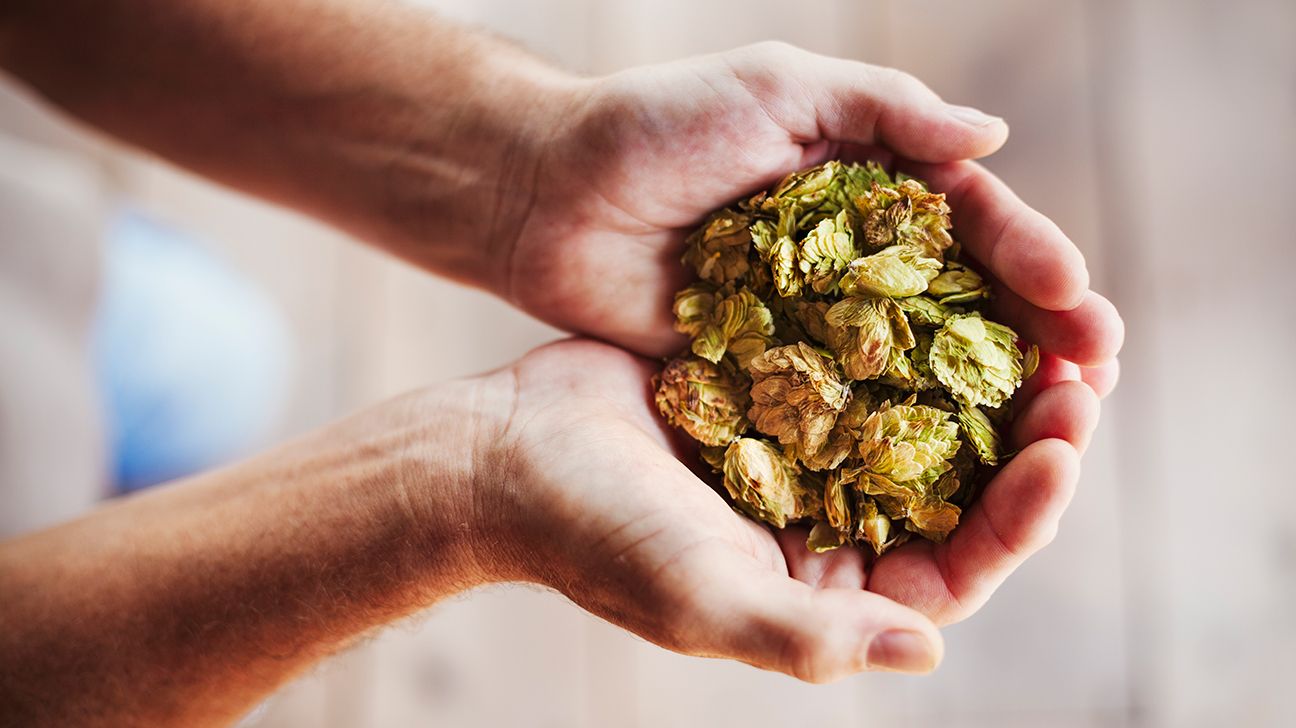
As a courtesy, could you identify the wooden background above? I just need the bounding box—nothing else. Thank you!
[1,1,1292,726]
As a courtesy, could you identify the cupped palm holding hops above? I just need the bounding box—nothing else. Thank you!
[655,161,1038,555]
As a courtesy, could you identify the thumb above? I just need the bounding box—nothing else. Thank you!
[661,545,943,682]
[725,41,1008,162]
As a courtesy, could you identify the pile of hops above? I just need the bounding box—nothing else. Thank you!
[654,161,1037,555]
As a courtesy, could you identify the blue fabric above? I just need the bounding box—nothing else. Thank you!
[93,213,293,492]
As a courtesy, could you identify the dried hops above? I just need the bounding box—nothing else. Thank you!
[653,161,1038,555]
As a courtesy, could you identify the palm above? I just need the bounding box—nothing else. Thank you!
[501,338,1099,678]
[507,47,1122,374]
[502,340,787,594]
[508,59,825,356]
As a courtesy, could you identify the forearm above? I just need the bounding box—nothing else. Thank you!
[0,0,576,287]
[0,378,507,727]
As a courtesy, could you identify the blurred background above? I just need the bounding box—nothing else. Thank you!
[1,0,1292,726]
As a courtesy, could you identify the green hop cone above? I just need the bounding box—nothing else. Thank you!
[823,296,915,381]
[798,210,860,294]
[673,285,775,370]
[929,312,1027,408]
[671,283,716,337]
[838,244,942,298]
[722,438,821,528]
[683,208,753,286]
[857,398,962,485]
[747,342,850,458]
[653,356,749,447]
[859,177,955,257]
[795,389,874,472]
[926,260,990,305]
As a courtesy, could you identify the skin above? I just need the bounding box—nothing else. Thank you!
[0,0,1124,724]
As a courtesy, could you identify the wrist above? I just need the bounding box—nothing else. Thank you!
[370,40,589,293]
[448,366,537,585]
[292,373,514,601]
[401,375,519,592]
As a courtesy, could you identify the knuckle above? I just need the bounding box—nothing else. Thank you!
[873,66,931,99]
[1013,520,1059,555]
[777,628,840,684]
[737,39,804,65]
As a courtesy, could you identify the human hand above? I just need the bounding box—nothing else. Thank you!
[493,43,1122,370]
[465,337,1103,681]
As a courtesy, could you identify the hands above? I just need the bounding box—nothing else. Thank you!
[484,43,1122,369]
[441,43,1124,680]
[453,334,1104,681]
[0,336,1109,727]
[0,7,1127,704]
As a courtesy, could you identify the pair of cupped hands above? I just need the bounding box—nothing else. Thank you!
[377,43,1124,680]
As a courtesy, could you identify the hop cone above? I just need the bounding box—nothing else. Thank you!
[658,161,1037,554]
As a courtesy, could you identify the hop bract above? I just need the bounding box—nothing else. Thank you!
[657,161,1038,554]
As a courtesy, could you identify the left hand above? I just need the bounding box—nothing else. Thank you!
[493,42,1123,368]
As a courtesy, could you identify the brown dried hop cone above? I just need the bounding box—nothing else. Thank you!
[655,161,1039,556]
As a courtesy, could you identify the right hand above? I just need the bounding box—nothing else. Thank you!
[460,337,1101,681]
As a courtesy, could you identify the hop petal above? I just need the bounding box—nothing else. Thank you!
[856,495,899,554]
[926,260,990,305]
[747,342,850,457]
[896,295,955,327]
[878,329,938,391]
[776,299,832,347]
[653,357,749,446]
[956,402,1002,465]
[807,521,847,552]
[904,495,962,542]
[929,313,1028,408]
[823,468,908,555]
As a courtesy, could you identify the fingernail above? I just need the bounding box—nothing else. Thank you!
[946,104,1002,127]
[867,630,937,673]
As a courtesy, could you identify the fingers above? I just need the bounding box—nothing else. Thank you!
[1013,351,1081,409]
[867,438,1083,625]
[991,287,1126,367]
[660,547,941,681]
[726,42,1008,162]
[1012,380,1102,455]
[900,160,1090,312]
[1081,359,1120,399]
[935,439,1081,622]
